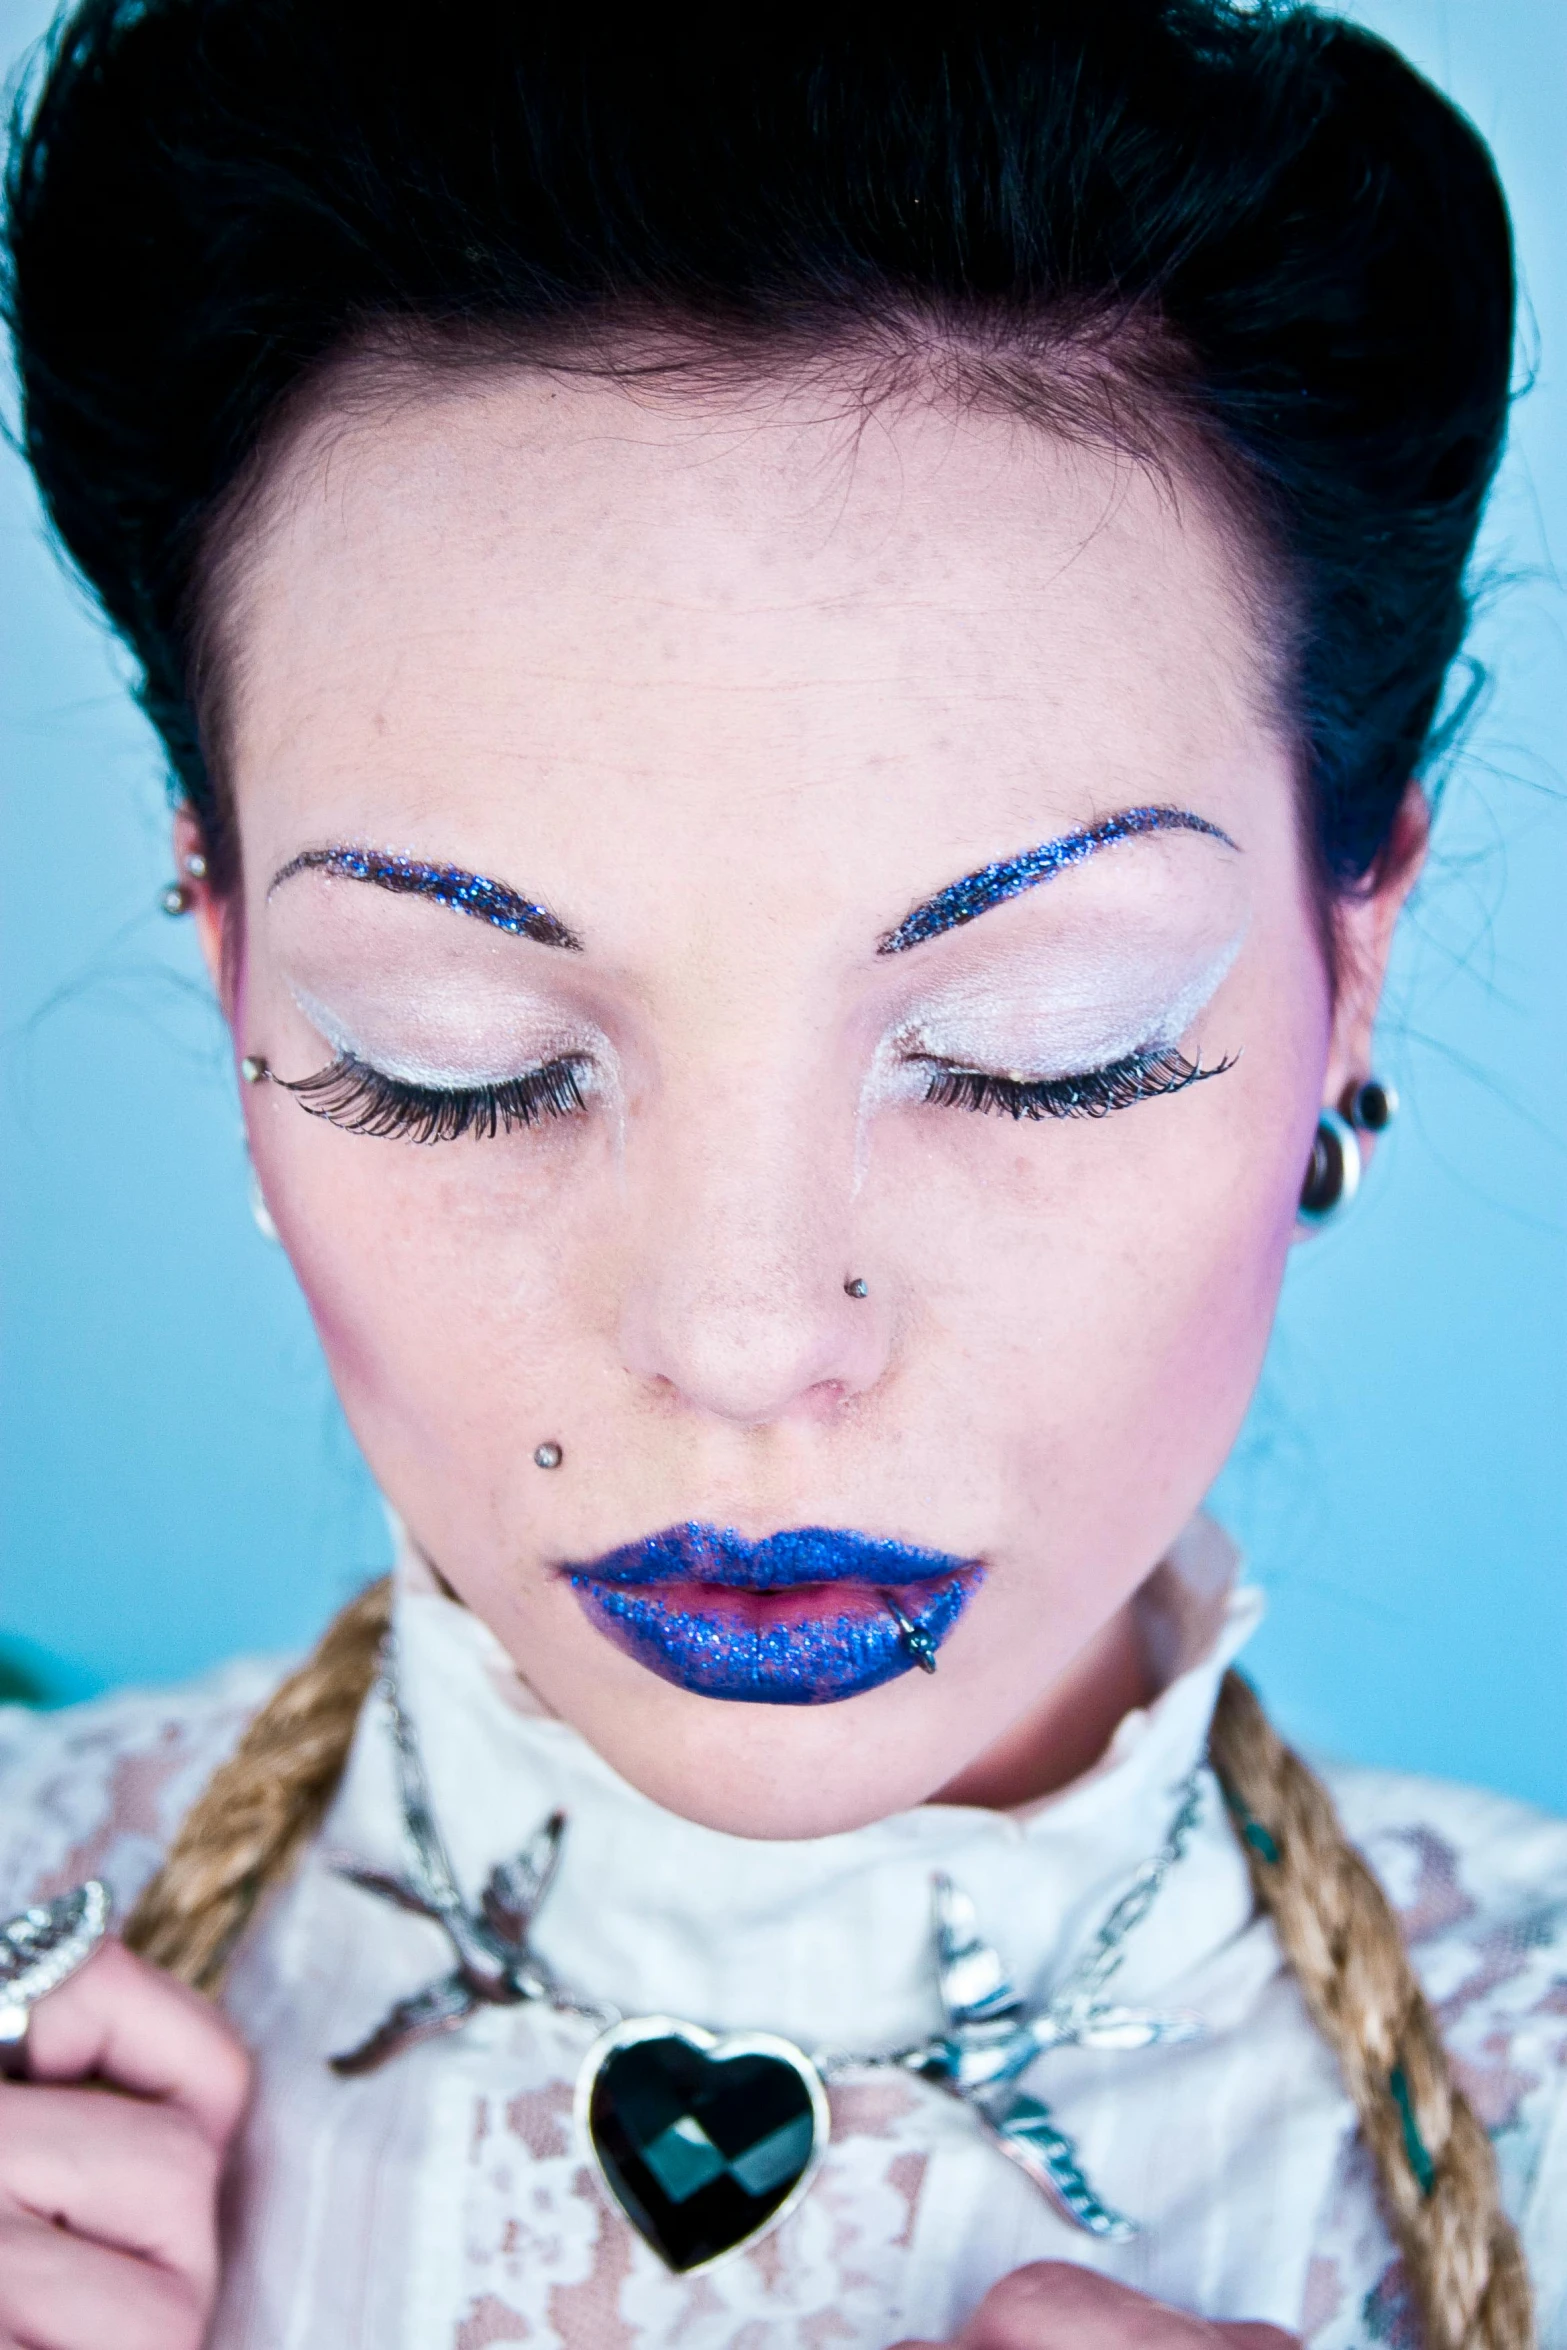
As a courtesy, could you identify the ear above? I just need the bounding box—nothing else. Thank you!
[172,806,238,1017]
[1318,783,1427,1167]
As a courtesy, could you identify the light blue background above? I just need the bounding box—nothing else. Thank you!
[2,0,1562,1804]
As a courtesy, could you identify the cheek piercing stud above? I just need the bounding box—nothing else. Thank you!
[844,1277,869,1300]
[533,1442,563,1470]
[240,1055,272,1085]
[880,1590,938,1673]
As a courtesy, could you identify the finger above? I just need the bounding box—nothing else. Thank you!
[957,2265,1300,2350]
[0,2211,206,2350]
[0,2080,219,2286]
[963,2263,1177,2347]
[23,1942,249,2149]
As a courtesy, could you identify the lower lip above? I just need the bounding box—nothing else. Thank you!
[568,1571,983,1704]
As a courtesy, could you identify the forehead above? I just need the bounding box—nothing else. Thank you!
[220,362,1282,886]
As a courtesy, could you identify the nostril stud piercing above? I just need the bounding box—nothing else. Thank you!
[240,1056,271,1085]
[533,1442,563,1470]
[844,1277,869,1299]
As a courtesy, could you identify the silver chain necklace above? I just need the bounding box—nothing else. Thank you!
[330,1638,1204,2276]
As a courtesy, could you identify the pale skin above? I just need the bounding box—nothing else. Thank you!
[2,359,1422,2348]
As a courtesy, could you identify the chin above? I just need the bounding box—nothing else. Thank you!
[571,1675,967,1843]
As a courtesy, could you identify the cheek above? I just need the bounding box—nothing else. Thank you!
[246,1101,599,1475]
[868,1000,1321,1541]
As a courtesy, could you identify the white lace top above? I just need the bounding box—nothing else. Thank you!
[2,1526,1564,2350]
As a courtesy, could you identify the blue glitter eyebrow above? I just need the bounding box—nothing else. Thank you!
[876,805,1239,956]
[268,846,582,950]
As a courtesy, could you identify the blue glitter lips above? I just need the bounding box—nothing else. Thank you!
[269,846,582,950]
[566,1524,984,1705]
[878,805,1237,955]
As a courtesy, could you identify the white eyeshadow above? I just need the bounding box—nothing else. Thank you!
[869,919,1246,1101]
[287,978,602,1092]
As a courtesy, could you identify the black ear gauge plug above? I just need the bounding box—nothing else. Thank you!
[1342,1078,1398,1133]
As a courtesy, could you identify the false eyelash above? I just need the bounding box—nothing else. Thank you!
[277,1052,589,1143]
[917,1046,1235,1121]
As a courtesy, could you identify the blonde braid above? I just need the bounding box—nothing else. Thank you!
[124,1576,391,1992]
[122,1597,1533,2348]
[1210,1670,1533,2350]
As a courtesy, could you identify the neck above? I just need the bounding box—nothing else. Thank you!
[933,1597,1153,1811]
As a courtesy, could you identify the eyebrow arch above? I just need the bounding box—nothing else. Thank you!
[268,846,583,951]
[877,804,1239,956]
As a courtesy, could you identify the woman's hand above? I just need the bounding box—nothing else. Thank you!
[0,1937,249,2350]
[893,2262,1300,2350]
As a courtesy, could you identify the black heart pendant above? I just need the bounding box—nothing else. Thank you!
[577,2017,828,2273]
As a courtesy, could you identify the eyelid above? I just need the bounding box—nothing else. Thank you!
[882,925,1246,1089]
[287,979,610,1092]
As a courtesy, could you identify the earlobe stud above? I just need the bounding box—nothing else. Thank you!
[240,1055,271,1085]
[161,849,209,914]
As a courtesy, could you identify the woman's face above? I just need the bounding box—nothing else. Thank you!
[194,366,1398,1837]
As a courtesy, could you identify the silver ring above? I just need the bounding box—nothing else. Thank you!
[0,1882,112,2082]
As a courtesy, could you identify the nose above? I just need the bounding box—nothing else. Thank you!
[616,1079,889,1427]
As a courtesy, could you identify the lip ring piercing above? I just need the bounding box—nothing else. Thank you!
[844,1277,869,1300]
[880,1591,938,1673]
[533,1443,564,1470]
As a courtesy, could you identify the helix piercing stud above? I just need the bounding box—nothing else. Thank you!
[183,850,209,881]
[1342,1077,1398,1134]
[160,881,192,916]
[844,1277,869,1300]
[240,1055,271,1085]
[533,1442,563,1470]
[880,1591,938,1673]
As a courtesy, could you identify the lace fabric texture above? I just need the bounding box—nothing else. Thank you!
[1,1575,1564,2350]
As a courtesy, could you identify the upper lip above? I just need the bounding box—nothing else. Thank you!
[564,1522,977,1592]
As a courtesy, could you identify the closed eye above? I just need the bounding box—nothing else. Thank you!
[915,1046,1235,1121]
[273,1052,591,1142]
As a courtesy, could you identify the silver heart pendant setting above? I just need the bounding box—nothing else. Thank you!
[576,2016,829,2273]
